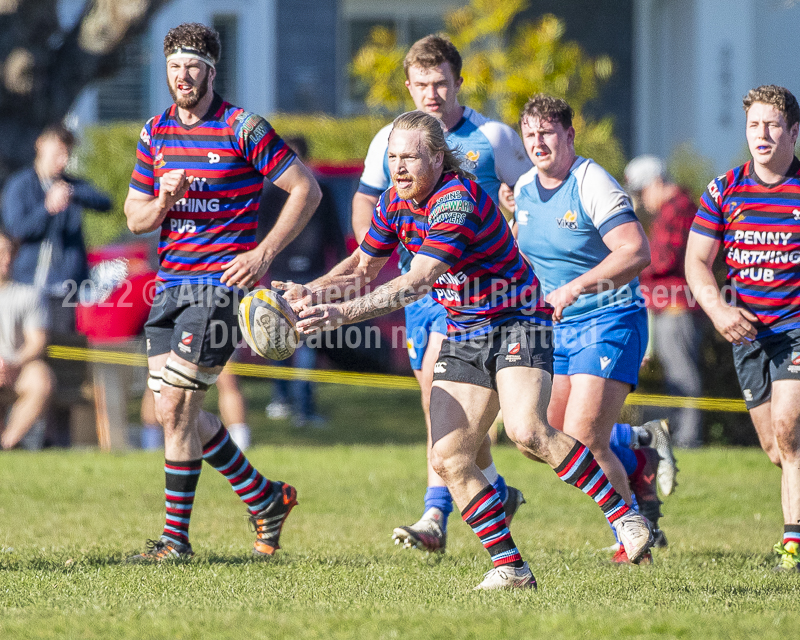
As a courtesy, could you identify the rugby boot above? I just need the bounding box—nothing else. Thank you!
[250,481,298,557]
[773,541,800,573]
[612,512,654,564]
[126,537,194,563]
[392,508,447,553]
[640,419,678,496]
[629,446,667,548]
[612,544,653,565]
[473,561,537,590]
[503,486,527,526]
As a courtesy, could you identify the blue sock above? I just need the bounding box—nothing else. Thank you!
[610,422,634,448]
[424,486,453,531]
[491,474,508,504]
[610,423,638,476]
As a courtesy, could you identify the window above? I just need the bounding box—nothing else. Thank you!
[96,37,148,122]
[213,14,239,104]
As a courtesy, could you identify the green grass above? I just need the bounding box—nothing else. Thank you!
[2,384,799,639]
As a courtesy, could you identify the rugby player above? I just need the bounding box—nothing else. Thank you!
[512,95,667,562]
[685,85,800,572]
[351,35,532,552]
[123,23,321,561]
[279,111,654,589]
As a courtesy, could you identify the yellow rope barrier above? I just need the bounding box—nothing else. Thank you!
[47,345,748,411]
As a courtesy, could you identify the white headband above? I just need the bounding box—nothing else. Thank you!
[166,46,216,69]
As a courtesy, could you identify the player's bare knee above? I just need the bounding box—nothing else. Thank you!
[772,416,800,458]
[430,444,467,482]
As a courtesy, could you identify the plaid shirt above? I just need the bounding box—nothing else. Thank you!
[639,187,696,311]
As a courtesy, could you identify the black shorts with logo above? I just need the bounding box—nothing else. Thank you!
[732,327,800,409]
[433,319,553,390]
[145,283,242,368]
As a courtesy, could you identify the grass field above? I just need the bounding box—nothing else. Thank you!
[1,384,799,639]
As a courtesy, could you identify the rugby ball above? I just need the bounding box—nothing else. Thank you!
[238,289,299,361]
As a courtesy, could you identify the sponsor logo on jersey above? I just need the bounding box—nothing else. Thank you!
[516,209,529,225]
[208,152,220,164]
[462,150,480,171]
[743,388,753,401]
[406,339,417,360]
[793,209,800,221]
[236,112,269,146]
[154,151,166,169]
[708,178,722,205]
[172,198,220,213]
[556,210,578,230]
[170,218,197,233]
[433,361,447,374]
[140,126,151,146]
[600,356,611,370]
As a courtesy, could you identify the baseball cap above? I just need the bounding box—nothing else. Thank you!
[624,155,665,192]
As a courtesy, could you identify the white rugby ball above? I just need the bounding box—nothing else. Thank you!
[238,289,299,361]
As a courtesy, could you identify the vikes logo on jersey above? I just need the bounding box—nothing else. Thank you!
[556,210,578,230]
[463,150,480,171]
[517,209,529,225]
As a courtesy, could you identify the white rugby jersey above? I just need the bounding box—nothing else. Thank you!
[514,156,643,320]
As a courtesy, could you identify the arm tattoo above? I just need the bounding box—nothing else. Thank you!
[342,282,423,323]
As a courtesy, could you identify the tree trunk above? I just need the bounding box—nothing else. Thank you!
[0,0,170,186]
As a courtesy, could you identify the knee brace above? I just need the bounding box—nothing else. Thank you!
[160,357,219,392]
[147,370,162,395]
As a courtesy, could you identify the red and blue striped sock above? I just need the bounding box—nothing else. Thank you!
[162,459,202,545]
[462,485,523,568]
[784,525,800,550]
[555,442,632,525]
[202,426,272,515]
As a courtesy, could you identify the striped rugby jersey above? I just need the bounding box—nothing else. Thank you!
[129,94,296,289]
[361,171,552,339]
[691,157,800,336]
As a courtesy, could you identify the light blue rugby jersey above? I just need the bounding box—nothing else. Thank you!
[358,107,531,272]
[513,156,644,320]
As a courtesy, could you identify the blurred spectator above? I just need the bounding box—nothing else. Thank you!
[1,125,112,335]
[625,155,704,448]
[0,231,55,450]
[264,135,347,427]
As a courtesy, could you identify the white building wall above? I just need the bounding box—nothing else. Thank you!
[64,0,276,127]
[147,0,276,117]
[634,0,800,172]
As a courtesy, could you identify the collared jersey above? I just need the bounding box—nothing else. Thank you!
[358,107,532,273]
[361,171,552,339]
[514,156,641,320]
[691,158,800,337]
[129,94,296,289]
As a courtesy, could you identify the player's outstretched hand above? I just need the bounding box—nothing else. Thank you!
[272,280,314,312]
[221,247,269,289]
[296,304,345,334]
[710,304,757,345]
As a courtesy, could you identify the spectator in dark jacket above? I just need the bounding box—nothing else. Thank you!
[1,125,112,334]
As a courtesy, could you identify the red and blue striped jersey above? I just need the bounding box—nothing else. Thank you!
[129,94,296,289]
[691,158,800,336]
[361,171,552,338]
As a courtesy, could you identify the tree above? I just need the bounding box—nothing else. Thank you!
[0,0,170,185]
[351,0,625,176]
